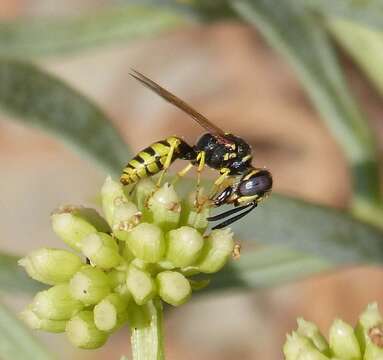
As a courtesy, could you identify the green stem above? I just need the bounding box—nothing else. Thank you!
[131,299,165,360]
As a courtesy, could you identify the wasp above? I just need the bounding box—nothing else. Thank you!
[120,70,272,229]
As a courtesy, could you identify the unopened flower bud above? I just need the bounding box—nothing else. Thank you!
[166,226,204,267]
[355,302,383,353]
[51,206,109,251]
[196,229,234,273]
[147,183,181,231]
[126,223,165,263]
[66,311,108,349]
[18,248,82,285]
[365,330,383,360]
[126,264,156,305]
[112,202,142,241]
[297,318,329,355]
[101,176,130,225]
[134,178,157,212]
[283,331,317,360]
[94,293,128,332]
[82,233,122,269]
[179,189,209,233]
[189,279,210,291]
[107,269,127,290]
[156,271,191,306]
[31,284,83,320]
[20,306,67,333]
[329,318,361,359]
[69,265,111,305]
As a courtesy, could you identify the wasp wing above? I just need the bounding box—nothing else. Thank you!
[130,69,226,137]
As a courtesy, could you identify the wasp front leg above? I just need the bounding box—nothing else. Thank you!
[208,167,231,200]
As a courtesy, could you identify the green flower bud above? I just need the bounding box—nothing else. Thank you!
[94,293,128,332]
[112,202,142,241]
[365,328,383,360]
[166,226,204,267]
[122,242,135,262]
[126,223,165,263]
[355,302,383,353]
[31,284,83,320]
[51,206,109,250]
[328,318,361,359]
[126,264,156,305]
[196,229,234,273]
[66,311,108,349]
[297,318,330,355]
[156,271,191,306]
[101,176,130,225]
[107,269,127,290]
[283,331,317,360]
[134,178,157,212]
[82,233,122,269]
[189,279,210,291]
[20,306,67,333]
[147,183,181,231]
[69,265,111,305]
[18,248,82,285]
[179,189,209,233]
[127,302,151,329]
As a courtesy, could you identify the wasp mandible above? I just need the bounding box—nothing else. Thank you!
[120,70,272,229]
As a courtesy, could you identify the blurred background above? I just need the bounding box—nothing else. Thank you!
[1,1,383,359]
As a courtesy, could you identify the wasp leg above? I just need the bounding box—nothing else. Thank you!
[171,162,194,185]
[195,151,206,206]
[211,202,257,230]
[156,142,177,187]
[208,168,231,200]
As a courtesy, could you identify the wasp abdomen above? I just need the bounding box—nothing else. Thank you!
[120,136,195,185]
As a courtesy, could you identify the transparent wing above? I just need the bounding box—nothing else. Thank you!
[130,69,226,137]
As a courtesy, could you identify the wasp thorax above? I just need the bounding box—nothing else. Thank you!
[238,170,273,197]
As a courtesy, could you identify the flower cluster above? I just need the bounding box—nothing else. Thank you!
[284,303,383,360]
[19,177,235,349]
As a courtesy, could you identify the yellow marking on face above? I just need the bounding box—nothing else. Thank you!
[242,155,252,162]
[236,195,259,204]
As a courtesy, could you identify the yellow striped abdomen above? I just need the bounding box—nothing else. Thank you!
[120,136,182,185]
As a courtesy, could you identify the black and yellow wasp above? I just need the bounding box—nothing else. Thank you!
[120,70,272,229]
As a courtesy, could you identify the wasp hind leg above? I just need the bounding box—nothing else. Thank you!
[194,151,207,208]
[171,162,194,186]
[156,142,177,187]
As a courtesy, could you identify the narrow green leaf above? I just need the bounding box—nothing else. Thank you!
[0,302,54,360]
[180,179,383,264]
[297,0,383,30]
[0,60,130,175]
[209,246,332,291]
[0,254,43,294]
[329,19,383,97]
[227,194,383,264]
[230,0,382,223]
[0,5,186,58]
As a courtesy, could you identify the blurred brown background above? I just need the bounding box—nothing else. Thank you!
[1,1,383,359]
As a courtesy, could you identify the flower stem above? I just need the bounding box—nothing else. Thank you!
[131,299,164,360]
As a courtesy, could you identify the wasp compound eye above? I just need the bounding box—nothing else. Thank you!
[239,170,273,197]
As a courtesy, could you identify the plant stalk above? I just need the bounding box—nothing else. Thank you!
[131,299,165,360]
